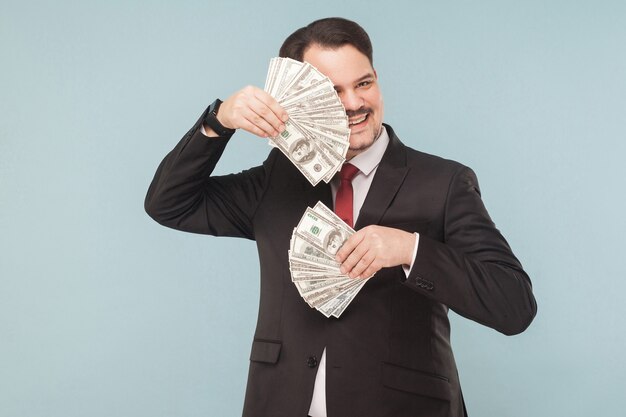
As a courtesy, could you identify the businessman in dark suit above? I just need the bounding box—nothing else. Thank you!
[145,17,537,417]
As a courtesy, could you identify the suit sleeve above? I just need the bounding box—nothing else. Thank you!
[404,166,537,335]
[144,114,275,240]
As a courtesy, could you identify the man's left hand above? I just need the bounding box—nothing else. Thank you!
[335,226,416,279]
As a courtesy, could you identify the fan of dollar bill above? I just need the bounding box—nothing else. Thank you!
[289,202,371,318]
[264,57,350,186]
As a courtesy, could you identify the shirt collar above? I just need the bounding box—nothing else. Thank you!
[346,125,389,177]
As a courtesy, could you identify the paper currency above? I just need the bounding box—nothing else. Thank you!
[289,202,371,318]
[264,57,349,186]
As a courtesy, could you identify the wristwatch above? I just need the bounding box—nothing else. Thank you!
[203,99,236,136]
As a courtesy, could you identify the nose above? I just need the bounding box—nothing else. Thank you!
[341,90,364,112]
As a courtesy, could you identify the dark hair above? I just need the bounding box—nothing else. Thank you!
[279,17,373,65]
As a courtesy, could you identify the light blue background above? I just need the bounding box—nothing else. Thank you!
[2,1,625,416]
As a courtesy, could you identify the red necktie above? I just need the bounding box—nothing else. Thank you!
[334,163,360,228]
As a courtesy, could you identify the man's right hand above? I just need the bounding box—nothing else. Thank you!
[203,86,289,138]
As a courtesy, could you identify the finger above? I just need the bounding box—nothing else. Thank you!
[336,230,365,263]
[359,259,383,280]
[347,251,375,279]
[253,89,289,127]
[241,106,281,138]
[243,94,289,137]
[220,86,286,135]
[236,117,274,138]
[340,238,370,275]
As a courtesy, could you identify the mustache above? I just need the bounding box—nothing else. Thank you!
[346,108,371,118]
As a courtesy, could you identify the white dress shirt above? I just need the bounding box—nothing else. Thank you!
[308,126,420,417]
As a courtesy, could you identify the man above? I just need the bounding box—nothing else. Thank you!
[145,17,537,417]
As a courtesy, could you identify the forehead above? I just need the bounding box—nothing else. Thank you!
[302,44,374,87]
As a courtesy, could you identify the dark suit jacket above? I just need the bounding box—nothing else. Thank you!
[145,114,537,417]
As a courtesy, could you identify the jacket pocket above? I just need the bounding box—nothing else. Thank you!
[382,362,451,401]
[249,339,282,364]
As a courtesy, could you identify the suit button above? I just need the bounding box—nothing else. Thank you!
[307,356,318,368]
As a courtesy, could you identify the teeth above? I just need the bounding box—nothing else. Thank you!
[349,114,367,125]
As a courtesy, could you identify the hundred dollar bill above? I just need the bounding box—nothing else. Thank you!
[294,207,353,258]
[284,91,343,108]
[288,260,343,278]
[293,114,350,128]
[289,105,348,119]
[318,279,368,317]
[290,233,337,260]
[289,258,333,270]
[293,119,351,139]
[334,282,368,316]
[292,120,350,141]
[292,121,344,176]
[288,258,336,272]
[295,281,352,308]
[294,278,352,296]
[289,270,345,282]
[290,235,342,268]
[288,202,371,318]
[290,273,343,281]
[289,121,349,158]
[312,201,356,233]
[289,259,344,272]
[305,278,363,308]
[279,78,336,108]
[289,267,344,281]
[264,57,280,93]
[282,92,343,114]
[279,62,329,100]
[265,57,304,98]
[269,120,339,185]
[264,57,349,185]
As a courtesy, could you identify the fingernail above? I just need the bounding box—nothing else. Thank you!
[340,267,346,274]
[282,114,289,122]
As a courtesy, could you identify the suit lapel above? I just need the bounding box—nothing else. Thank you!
[294,169,333,212]
[312,182,333,211]
[354,126,409,230]
[279,149,333,210]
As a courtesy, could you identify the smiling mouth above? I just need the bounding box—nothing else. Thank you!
[349,113,368,126]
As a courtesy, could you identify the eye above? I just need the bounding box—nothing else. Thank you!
[356,79,373,88]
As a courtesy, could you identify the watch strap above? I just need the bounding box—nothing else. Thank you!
[204,99,236,137]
